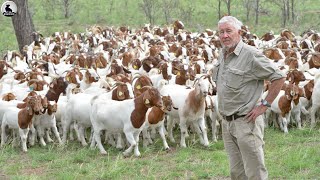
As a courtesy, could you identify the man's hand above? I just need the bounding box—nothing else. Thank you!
[245,105,268,123]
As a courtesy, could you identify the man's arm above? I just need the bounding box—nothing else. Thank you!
[246,77,286,122]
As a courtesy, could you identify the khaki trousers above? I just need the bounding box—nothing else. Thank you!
[222,115,268,180]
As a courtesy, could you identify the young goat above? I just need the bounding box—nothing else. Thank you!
[159,75,210,147]
[1,95,43,152]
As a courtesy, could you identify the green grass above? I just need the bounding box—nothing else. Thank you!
[1,126,320,179]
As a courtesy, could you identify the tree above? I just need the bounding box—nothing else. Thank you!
[217,0,222,19]
[178,0,195,25]
[61,0,74,19]
[291,0,295,23]
[108,0,115,14]
[224,0,231,15]
[11,0,36,53]
[43,0,56,20]
[218,0,222,19]
[281,0,289,27]
[286,0,290,21]
[140,0,159,25]
[243,0,251,21]
[255,0,260,25]
[268,0,289,27]
[161,0,178,24]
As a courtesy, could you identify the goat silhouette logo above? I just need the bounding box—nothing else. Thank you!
[1,1,17,17]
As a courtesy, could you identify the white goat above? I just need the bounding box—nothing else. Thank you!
[310,73,320,128]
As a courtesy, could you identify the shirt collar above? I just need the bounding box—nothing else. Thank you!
[233,40,244,56]
[222,39,244,56]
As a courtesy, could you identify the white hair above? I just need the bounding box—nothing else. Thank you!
[218,16,243,30]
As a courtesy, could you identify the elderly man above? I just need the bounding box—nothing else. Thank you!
[212,16,286,180]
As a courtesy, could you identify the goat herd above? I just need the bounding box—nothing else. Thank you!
[0,21,320,156]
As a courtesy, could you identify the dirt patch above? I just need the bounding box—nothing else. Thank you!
[210,176,231,180]
[20,166,47,176]
[4,152,47,176]
[301,10,320,14]
[0,170,10,180]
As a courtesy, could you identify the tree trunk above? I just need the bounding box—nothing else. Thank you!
[286,0,290,20]
[227,0,231,15]
[109,0,114,14]
[291,0,295,23]
[11,0,35,53]
[63,0,71,19]
[218,0,221,19]
[243,0,250,21]
[255,0,259,25]
[282,0,287,27]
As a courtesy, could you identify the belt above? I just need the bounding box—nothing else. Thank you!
[224,114,246,122]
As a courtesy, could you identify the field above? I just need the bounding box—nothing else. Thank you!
[0,127,320,179]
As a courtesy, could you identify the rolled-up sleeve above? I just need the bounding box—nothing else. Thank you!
[251,52,285,81]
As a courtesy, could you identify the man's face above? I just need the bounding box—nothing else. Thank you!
[218,23,241,49]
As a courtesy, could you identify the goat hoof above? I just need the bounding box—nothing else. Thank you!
[116,146,123,150]
[123,152,130,157]
[180,144,187,148]
[100,151,107,155]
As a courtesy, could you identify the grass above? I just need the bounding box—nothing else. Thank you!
[1,125,320,179]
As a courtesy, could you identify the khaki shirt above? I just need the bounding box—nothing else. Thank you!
[213,40,285,116]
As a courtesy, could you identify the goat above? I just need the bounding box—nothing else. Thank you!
[159,75,210,147]
[1,95,43,152]
[90,86,163,156]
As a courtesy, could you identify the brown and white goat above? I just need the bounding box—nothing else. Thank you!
[1,95,43,152]
[142,95,175,150]
[159,75,210,147]
[90,86,163,156]
[264,83,303,133]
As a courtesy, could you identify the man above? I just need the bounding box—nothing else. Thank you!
[212,16,286,180]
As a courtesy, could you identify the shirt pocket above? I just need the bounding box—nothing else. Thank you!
[226,67,245,89]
